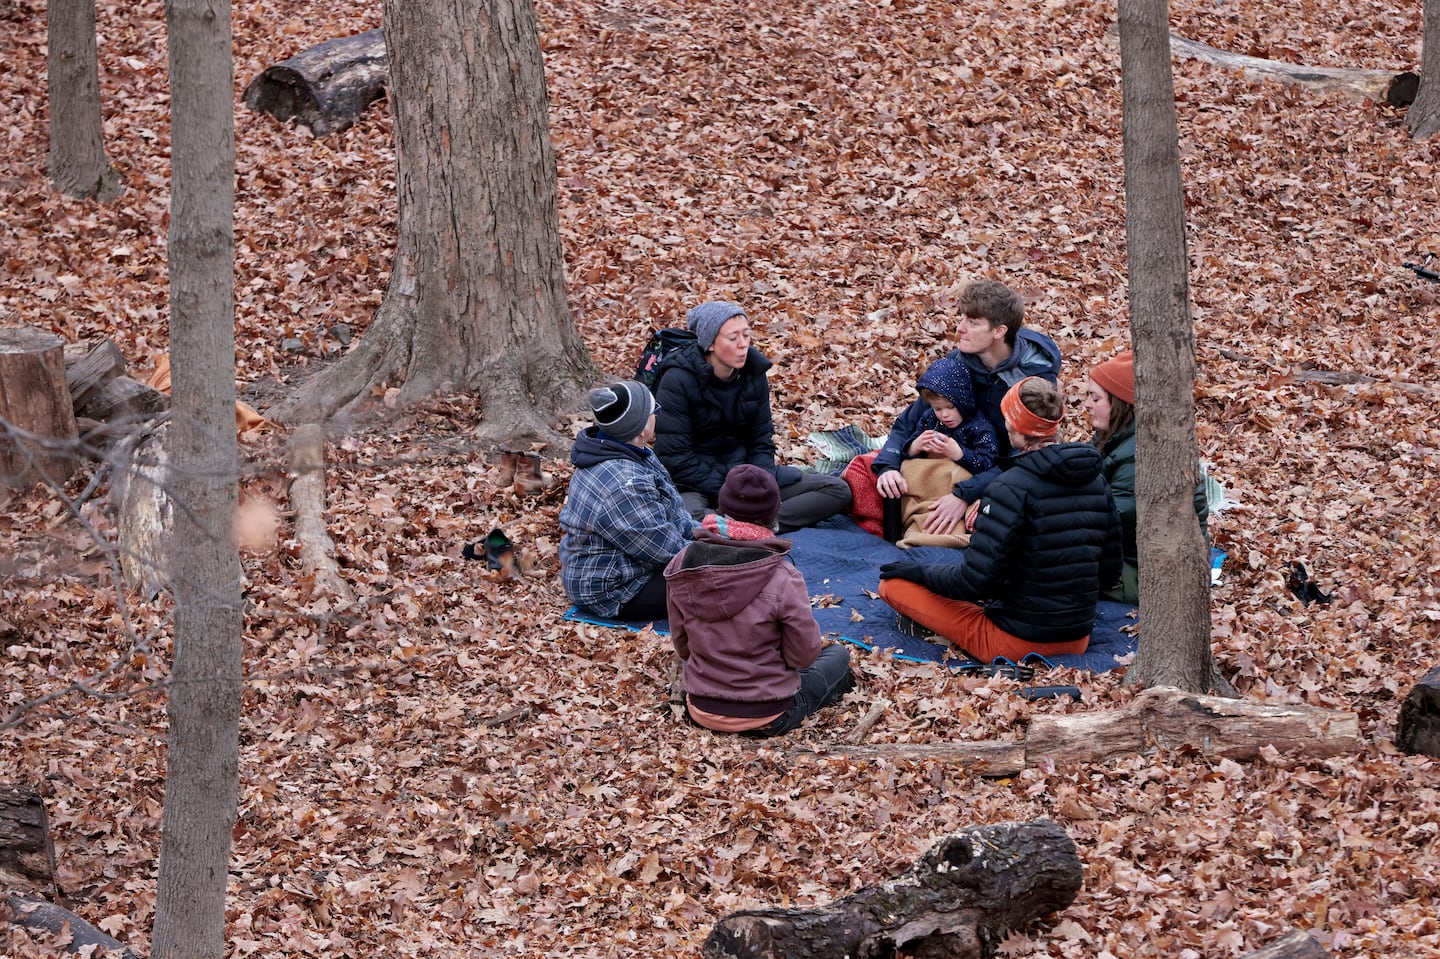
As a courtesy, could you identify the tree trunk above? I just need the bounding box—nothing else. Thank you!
[149,0,242,956]
[273,0,596,444]
[1409,0,1440,138]
[0,326,79,490]
[1115,0,1227,695]
[46,0,122,200]
[702,821,1081,959]
[242,29,388,136]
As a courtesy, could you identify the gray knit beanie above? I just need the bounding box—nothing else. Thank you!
[685,301,746,352]
[589,381,656,443]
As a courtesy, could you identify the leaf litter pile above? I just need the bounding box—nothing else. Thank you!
[3,0,1440,955]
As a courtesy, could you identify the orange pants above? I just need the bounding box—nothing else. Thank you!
[879,579,1090,663]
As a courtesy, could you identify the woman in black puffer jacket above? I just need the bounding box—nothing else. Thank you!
[879,377,1122,662]
[652,301,851,533]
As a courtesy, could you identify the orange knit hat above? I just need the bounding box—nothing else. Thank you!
[1091,350,1135,405]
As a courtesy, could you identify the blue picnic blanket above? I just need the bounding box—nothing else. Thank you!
[562,516,1145,674]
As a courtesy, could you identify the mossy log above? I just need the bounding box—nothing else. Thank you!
[702,820,1081,959]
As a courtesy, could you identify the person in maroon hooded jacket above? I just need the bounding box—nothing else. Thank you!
[664,465,854,736]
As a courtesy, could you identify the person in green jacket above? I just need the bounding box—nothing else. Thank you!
[1084,350,1209,604]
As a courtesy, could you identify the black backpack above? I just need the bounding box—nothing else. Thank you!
[634,327,695,390]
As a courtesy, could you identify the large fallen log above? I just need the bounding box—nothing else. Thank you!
[243,29,388,136]
[2,895,140,958]
[1025,687,1359,766]
[1395,665,1440,757]
[798,688,1358,774]
[1237,929,1328,958]
[702,820,1080,959]
[1169,34,1417,106]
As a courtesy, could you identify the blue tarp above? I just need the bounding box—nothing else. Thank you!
[562,516,1146,674]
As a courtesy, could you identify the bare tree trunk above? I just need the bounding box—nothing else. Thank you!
[274,0,595,443]
[46,0,122,200]
[1410,0,1440,137]
[150,0,242,955]
[1116,0,1228,695]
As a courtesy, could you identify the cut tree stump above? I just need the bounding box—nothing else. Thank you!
[243,29,388,136]
[1169,34,1417,106]
[0,784,56,897]
[1395,665,1440,757]
[0,326,79,490]
[702,820,1081,959]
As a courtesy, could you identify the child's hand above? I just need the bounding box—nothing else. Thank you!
[923,433,963,461]
[906,433,932,458]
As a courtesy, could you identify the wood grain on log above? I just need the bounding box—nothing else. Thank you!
[74,375,168,428]
[702,820,1080,959]
[1396,665,1440,757]
[3,895,139,958]
[0,784,56,896]
[113,420,171,598]
[63,338,126,412]
[1028,687,1358,765]
[243,29,388,136]
[0,326,79,490]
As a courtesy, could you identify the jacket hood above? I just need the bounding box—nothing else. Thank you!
[1013,442,1104,488]
[984,328,1062,377]
[665,532,791,622]
[570,426,653,469]
[916,355,976,417]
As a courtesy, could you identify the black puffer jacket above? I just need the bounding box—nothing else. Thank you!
[652,341,778,499]
[919,443,1122,644]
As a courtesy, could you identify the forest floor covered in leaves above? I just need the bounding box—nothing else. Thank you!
[3,0,1440,954]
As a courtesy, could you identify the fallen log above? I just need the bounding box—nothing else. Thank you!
[1237,929,1328,958]
[0,784,56,896]
[112,418,172,598]
[0,326,78,490]
[1026,687,1358,766]
[1395,665,1440,757]
[74,375,168,428]
[2,895,139,958]
[702,820,1080,959]
[1169,33,1417,106]
[288,423,354,604]
[63,338,126,413]
[796,741,1026,777]
[243,29,388,136]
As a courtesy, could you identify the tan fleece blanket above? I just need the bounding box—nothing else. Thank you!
[896,456,972,550]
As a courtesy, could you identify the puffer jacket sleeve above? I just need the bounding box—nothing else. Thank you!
[743,367,778,475]
[945,477,1028,599]
[774,563,822,670]
[872,398,928,474]
[955,414,998,475]
[1105,445,1137,560]
[654,366,728,497]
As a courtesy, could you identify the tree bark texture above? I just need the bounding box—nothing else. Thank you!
[150,0,243,955]
[242,29,388,136]
[1410,0,1440,137]
[276,0,596,440]
[46,0,122,200]
[3,895,140,958]
[1116,0,1221,695]
[0,326,79,490]
[287,423,354,603]
[113,419,172,598]
[702,820,1081,959]
[0,784,56,896]
[1395,664,1440,757]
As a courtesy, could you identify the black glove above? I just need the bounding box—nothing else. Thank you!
[879,560,927,584]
